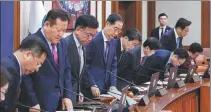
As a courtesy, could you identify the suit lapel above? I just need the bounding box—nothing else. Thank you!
[70,36,81,76]
[57,43,62,72]
[172,30,177,49]
[36,29,59,72]
[156,27,160,38]
[165,26,169,33]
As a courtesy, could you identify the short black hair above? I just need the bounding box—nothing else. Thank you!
[173,48,189,59]
[45,8,70,26]
[0,66,10,87]
[188,42,203,54]
[175,18,191,30]
[74,14,99,29]
[158,13,168,19]
[123,28,142,42]
[106,13,123,25]
[20,37,48,58]
[143,37,161,50]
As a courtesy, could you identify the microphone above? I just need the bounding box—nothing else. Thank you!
[107,70,147,95]
[16,102,49,112]
[133,66,168,97]
[107,70,150,106]
[54,85,104,106]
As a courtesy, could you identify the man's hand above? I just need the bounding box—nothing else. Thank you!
[62,98,73,111]
[29,104,40,112]
[91,86,100,97]
[109,86,118,91]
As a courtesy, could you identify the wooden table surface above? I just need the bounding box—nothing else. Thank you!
[129,78,210,112]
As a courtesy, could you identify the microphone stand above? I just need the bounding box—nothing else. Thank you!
[107,70,150,106]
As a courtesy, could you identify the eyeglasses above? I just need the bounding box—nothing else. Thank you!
[81,28,96,38]
[112,26,122,33]
[31,53,42,68]
[176,58,185,66]
[0,88,8,95]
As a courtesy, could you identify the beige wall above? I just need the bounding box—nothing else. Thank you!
[156,1,201,46]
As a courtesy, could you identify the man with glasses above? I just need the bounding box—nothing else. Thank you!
[134,48,189,84]
[179,42,203,73]
[116,28,142,90]
[160,18,192,51]
[65,15,99,103]
[0,38,47,112]
[19,9,73,112]
[86,13,123,98]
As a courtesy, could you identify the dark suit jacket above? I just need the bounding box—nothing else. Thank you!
[150,26,172,40]
[115,39,122,63]
[86,31,117,93]
[65,34,89,103]
[0,55,20,112]
[117,45,141,90]
[160,29,183,51]
[134,49,171,85]
[19,29,72,111]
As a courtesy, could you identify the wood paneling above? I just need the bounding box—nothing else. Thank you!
[102,1,106,28]
[14,1,20,51]
[135,2,142,33]
[201,1,210,48]
[111,1,119,13]
[200,82,210,112]
[111,1,142,37]
[147,1,156,37]
[130,79,210,112]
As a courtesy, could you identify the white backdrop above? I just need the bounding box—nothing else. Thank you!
[156,1,201,46]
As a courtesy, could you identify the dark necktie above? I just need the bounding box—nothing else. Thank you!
[105,41,110,62]
[51,44,58,66]
[161,28,164,38]
[140,56,147,65]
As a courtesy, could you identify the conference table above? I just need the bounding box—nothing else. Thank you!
[129,78,210,112]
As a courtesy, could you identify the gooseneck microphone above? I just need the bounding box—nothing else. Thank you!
[16,102,49,112]
[107,70,147,94]
[54,85,104,106]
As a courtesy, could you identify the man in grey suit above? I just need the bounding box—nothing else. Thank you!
[65,15,99,103]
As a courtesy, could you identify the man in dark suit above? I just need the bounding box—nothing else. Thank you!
[19,9,74,111]
[179,42,203,73]
[134,42,189,84]
[160,18,192,51]
[150,13,172,40]
[65,15,99,103]
[116,28,142,90]
[0,39,47,112]
[116,28,142,63]
[86,13,123,97]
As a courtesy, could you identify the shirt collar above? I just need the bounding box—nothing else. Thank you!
[166,53,173,65]
[160,25,166,29]
[13,53,22,76]
[120,38,124,51]
[102,30,109,42]
[174,28,179,39]
[41,28,52,46]
[73,33,81,48]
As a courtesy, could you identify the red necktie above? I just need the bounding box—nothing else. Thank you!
[51,44,58,66]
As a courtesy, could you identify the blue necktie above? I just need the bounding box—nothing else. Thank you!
[105,41,110,62]
[20,75,22,84]
[176,38,180,48]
